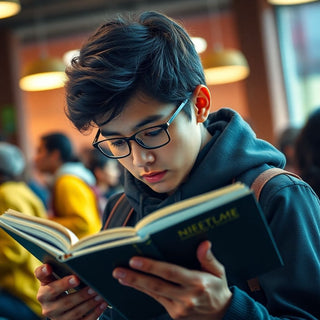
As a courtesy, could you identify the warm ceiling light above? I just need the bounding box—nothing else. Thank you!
[191,37,207,54]
[268,0,317,4]
[0,0,21,19]
[19,57,67,91]
[202,49,250,85]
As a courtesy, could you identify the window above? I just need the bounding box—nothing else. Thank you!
[276,2,320,126]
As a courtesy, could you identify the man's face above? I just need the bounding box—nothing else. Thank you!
[98,93,209,195]
[34,140,57,174]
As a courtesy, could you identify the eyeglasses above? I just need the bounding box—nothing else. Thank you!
[92,98,189,159]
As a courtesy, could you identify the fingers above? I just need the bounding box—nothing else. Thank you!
[113,261,181,296]
[114,256,193,287]
[112,243,232,319]
[41,287,108,320]
[113,241,225,287]
[38,285,108,320]
[112,241,228,301]
[35,264,108,320]
[35,264,58,285]
[113,255,212,303]
[196,241,226,278]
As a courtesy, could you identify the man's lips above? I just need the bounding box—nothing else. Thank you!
[142,171,167,183]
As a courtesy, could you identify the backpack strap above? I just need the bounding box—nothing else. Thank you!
[103,193,134,229]
[251,168,301,200]
[247,167,301,292]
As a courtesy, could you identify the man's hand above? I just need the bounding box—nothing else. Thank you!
[112,241,232,320]
[35,264,108,320]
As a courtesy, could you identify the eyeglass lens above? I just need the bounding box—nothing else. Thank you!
[97,125,170,158]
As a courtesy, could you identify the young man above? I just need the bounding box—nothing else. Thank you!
[35,11,320,320]
[34,132,102,238]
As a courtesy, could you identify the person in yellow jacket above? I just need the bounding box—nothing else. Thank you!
[0,142,47,320]
[34,132,101,239]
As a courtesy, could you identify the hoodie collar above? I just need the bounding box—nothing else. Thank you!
[123,108,285,218]
[55,162,96,186]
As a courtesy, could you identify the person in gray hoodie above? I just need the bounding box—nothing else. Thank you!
[34,12,320,320]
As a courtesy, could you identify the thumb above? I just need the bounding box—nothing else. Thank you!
[197,240,226,278]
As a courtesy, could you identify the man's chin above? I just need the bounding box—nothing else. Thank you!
[148,182,177,196]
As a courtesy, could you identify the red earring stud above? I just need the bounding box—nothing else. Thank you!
[196,97,207,108]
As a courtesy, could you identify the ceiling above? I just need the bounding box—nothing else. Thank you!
[0,0,231,43]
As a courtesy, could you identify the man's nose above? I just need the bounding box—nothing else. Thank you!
[130,141,155,166]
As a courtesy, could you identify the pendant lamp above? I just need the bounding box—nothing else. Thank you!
[268,0,318,4]
[19,57,67,91]
[19,8,67,92]
[202,48,250,85]
[0,0,21,19]
[203,0,250,85]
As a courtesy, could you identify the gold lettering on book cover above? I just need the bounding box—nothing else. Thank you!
[132,244,143,254]
[177,207,240,240]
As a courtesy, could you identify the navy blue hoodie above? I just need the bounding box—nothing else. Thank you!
[101,109,320,320]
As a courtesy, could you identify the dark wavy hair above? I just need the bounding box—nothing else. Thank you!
[41,132,75,163]
[295,108,320,197]
[65,11,206,132]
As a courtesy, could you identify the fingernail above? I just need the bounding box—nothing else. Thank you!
[113,270,126,279]
[100,302,108,310]
[129,258,143,269]
[95,295,102,301]
[88,288,95,295]
[69,276,78,285]
[41,266,48,274]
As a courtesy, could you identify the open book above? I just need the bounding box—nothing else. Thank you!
[0,182,283,320]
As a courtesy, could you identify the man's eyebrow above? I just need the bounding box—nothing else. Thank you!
[135,114,163,129]
[100,114,164,137]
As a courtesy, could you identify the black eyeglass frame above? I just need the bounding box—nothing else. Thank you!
[92,98,189,159]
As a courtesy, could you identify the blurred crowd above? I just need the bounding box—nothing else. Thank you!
[277,107,320,198]
[0,132,123,319]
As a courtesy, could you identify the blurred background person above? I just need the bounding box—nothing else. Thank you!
[295,108,320,197]
[85,148,123,215]
[34,132,101,238]
[277,126,300,174]
[26,163,50,210]
[0,142,47,320]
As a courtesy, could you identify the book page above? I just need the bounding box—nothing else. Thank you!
[69,227,137,252]
[136,183,249,233]
[1,209,78,250]
[0,220,67,256]
[66,234,143,258]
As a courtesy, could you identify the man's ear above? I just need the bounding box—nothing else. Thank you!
[192,85,211,123]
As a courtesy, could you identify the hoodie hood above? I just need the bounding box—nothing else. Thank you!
[122,108,285,218]
[55,162,96,186]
